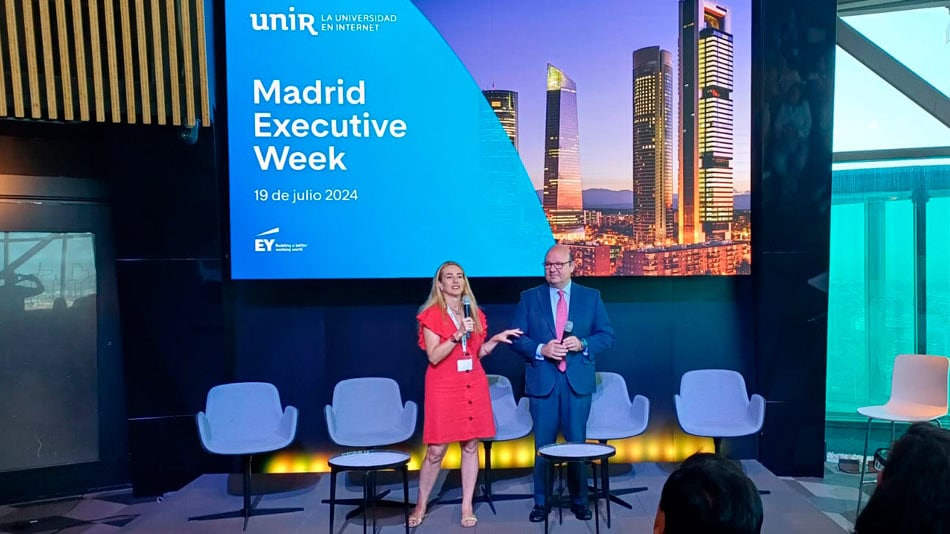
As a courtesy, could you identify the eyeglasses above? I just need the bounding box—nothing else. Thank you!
[873,448,888,471]
[543,261,571,270]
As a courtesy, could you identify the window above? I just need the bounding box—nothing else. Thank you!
[0,232,99,472]
[827,164,949,422]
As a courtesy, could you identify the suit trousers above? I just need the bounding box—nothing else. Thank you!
[530,369,592,506]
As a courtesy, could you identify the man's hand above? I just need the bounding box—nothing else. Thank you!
[562,336,583,352]
[541,339,568,360]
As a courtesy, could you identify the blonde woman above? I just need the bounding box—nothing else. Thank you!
[410,261,522,528]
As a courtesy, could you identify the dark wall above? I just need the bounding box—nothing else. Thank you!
[104,125,233,495]
[0,122,232,499]
[753,0,835,476]
[0,127,124,503]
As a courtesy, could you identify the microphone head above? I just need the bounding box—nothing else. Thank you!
[564,320,574,334]
[461,295,471,306]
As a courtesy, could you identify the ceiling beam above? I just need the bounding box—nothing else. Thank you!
[836,17,950,131]
[838,0,950,17]
[833,146,950,163]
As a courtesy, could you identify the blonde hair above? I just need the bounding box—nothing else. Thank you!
[419,261,483,334]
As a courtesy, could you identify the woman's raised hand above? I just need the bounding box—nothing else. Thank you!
[490,328,523,344]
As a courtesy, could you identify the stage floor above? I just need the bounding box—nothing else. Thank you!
[108,460,844,533]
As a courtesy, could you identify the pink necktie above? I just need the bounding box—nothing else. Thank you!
[555,289,567,372]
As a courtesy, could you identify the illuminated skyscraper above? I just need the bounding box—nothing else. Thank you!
[679,0,734,243]
[482,89,519,151]
[633,46,674,246]
[543,64,584,241]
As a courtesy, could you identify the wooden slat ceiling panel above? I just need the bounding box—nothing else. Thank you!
[0,0,211,127]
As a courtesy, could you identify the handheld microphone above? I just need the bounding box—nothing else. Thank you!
[563,320,573,341]
[462,295,472,341]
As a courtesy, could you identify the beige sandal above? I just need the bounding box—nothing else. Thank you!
[408,512,426,528]
[461,514,478,528]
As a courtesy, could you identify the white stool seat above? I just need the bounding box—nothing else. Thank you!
[855,354,949,516]
[857,403,947,422]
[538,442,615,534]
[539,442,615,461]
[326,450,410,534]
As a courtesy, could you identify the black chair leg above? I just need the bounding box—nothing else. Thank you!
[372,471,378,533]
[591,461,600,534]
[362,471,368,534]
[586,442,647,517]
[189,454,303,529]
[558,462,565,525]
[544,460,551,534]
[601,455,610,527]
[329,468,336,534]
[402,465,410,534]
[483,441,497,515]
[244,457,252,530]
[322,484,404,520]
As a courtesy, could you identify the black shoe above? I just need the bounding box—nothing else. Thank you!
[571,504,592,520]
[529,505,547,522]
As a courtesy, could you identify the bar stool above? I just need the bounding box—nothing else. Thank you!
[855,354,949,515]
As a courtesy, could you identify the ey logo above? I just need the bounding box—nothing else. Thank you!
[254,227,280,252]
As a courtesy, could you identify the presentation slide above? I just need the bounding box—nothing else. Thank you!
[225,0,751,279]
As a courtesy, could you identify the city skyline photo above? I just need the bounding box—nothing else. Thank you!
[412,0,752,195]
[413,0,752,275]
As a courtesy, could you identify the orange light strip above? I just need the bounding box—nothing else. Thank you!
[263,435,714,474]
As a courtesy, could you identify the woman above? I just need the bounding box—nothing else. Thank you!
[410,261,521,528]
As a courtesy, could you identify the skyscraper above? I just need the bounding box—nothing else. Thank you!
[543,64,584,241]
[633,46,674,246]
[482,89,519,150]
[679,0,735,243]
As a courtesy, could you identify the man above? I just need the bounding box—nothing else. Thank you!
[511,244,615,522]
[654,453,763,534]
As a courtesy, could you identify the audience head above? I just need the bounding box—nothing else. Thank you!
[855,422,950,534]
[654,452,763,534]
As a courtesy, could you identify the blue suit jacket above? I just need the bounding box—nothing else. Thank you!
[511,282,615,396]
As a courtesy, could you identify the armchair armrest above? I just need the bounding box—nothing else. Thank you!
[401,401,419,438]
[195,411,212,452]
[516,397,530,415]
[630,394,650,434]
[748,394,766,431]
[324,405,339,445]
[279,405,299,442]
[674,393,695,432]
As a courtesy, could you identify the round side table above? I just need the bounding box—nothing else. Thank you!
[538,442,616,534]
[328,450,411,534]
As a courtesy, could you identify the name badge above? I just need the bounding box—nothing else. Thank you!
[457,358,473,372]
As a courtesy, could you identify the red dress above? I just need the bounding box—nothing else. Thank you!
[417,304,496,444]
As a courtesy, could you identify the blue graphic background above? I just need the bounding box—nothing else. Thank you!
[226,0,554,279]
